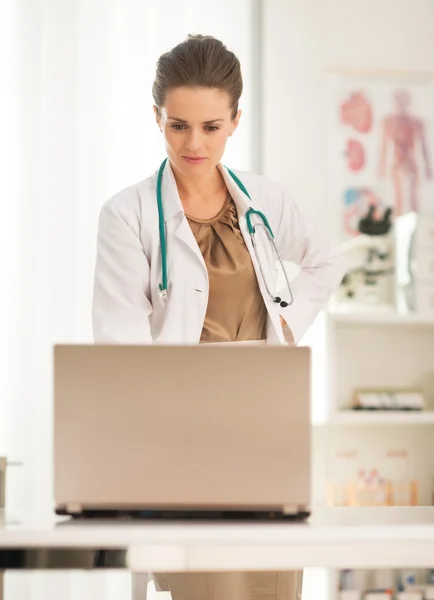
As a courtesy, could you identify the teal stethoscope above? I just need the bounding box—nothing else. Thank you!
[156,158,294,308]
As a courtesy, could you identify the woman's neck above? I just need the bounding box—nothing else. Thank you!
[172,165,226,203]
[171,164,229,220]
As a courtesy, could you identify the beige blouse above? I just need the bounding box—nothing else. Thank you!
[186,195,267,343]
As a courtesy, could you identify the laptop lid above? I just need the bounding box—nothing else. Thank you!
[54,345,311,515]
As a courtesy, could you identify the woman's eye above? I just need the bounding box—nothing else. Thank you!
[170,124,219,132]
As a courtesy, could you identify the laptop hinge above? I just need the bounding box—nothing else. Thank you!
[65,503,83,515]
[282,504,310,515]
[282,504,299,515]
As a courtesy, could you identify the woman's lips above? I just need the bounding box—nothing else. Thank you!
[183,156,206,165]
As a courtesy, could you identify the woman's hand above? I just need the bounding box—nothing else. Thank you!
[280,315,295,344]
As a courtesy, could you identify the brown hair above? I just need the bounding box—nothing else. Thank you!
[152,34,242,120]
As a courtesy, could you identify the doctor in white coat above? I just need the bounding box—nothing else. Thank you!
[92,35,345,348]
[92,33,346,600]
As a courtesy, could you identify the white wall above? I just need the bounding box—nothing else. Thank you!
[262,0,434,229]
[2,2,255,597]
[1,0,255,521]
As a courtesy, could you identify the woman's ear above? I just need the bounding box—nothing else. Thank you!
[153,105,162,131]
[230,109,242,136]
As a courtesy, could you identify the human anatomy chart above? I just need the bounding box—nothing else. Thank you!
[327,72,434,239]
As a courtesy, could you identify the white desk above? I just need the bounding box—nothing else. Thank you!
[1,507,433,571]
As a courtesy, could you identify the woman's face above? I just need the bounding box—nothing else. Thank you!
[154,86,241,179]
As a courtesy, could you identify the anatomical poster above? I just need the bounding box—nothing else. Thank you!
[327,71,434,240]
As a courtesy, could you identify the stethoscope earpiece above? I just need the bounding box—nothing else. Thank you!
[274,297,289,308]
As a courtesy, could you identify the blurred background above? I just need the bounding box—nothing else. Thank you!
[1,0,434,598]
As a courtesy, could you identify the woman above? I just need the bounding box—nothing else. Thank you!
[93,34,345,600]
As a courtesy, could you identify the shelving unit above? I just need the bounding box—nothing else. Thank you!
[328,307,434,327]
[310,305,434,507]
[325,307,434,416]
[328,410,434,425]
[307,306,434,600]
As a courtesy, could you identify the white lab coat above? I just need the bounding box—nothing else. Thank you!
[92,162,346,345]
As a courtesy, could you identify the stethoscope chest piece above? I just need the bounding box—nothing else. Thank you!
[158,287,168,308]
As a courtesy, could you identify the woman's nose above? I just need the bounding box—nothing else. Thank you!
[185,128,203,151]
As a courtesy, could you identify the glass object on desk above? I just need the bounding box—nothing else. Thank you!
[326,449,358,506]
[326,447,419,507]
[395,211,434,315]
[395,211,417,313]
[384,448,418,506]
[354,468,390,506]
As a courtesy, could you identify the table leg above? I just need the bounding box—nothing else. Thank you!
[132,573,149,600]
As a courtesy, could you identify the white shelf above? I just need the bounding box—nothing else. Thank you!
[328,308,434,326]
[328,410,434,425]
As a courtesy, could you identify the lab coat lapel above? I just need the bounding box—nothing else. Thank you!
[161,161,206,269]
[219,165,284,345]
[218,164,268,269]
[218,164,251,216]
[218,165,259,265]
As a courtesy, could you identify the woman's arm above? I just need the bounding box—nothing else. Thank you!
[92,199,153,343]
[275,189,347,345]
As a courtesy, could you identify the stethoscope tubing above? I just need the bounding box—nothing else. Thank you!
[156,159,293,308]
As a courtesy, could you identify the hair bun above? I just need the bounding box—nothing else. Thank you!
[153,35,242,120]
[187,33,214,41]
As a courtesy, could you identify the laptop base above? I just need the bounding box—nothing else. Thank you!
[56,507,310,522]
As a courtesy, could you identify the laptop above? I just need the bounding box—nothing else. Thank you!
[53,344,311,520]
